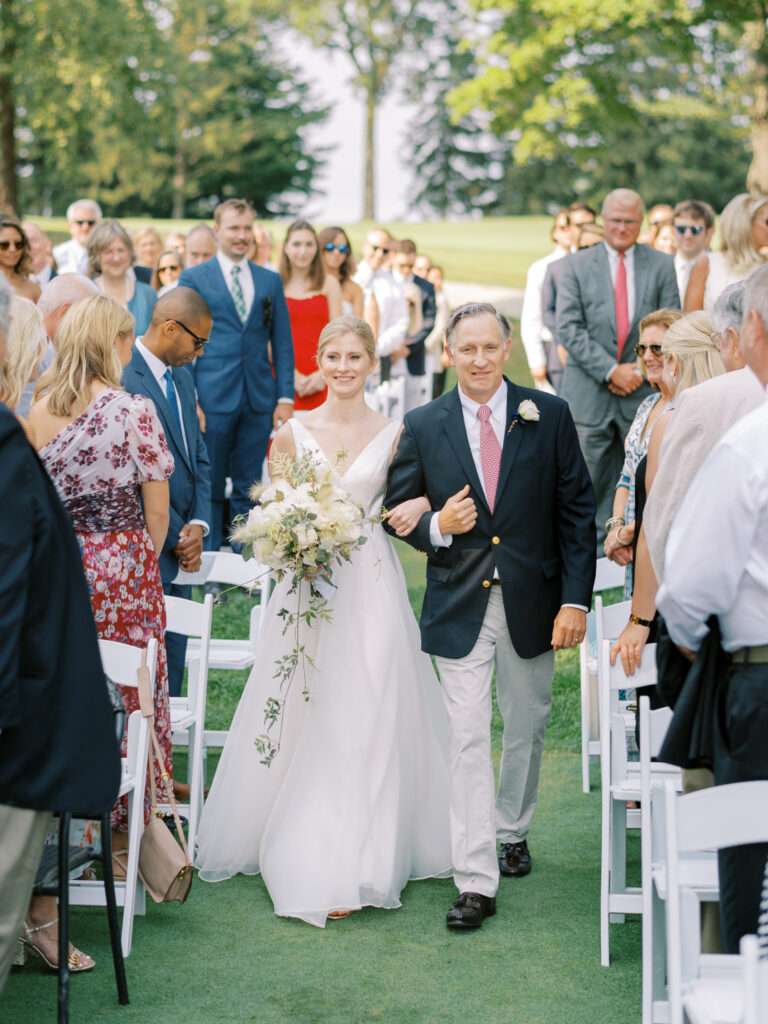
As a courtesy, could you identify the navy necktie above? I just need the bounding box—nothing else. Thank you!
[163,368,187,456]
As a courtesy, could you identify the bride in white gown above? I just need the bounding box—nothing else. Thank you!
[196,315,451,926]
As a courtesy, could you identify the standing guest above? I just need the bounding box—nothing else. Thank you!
[425,264,451,398]
[393,239,436,412]
[132,226,164,284]
[414,254,431,279]
[22,222,57,288]
[252,225,276,270]
[685,192,768,311]
[657,264,768,953]
[520,208,573,393]
[152,249,184,296]
[672,199,715,305]
[639,203,675,244]
[567,202,598,247]
[0,296,51,419]
[88,219,157,335]
[603,309,682,595]
[123,288,212,698]
[650,221,677,256]
[26,295,174,869]
[38,274,99,347]
[53,198,102,275]
[185,224,217,268]
[556,188,680,542]
[0,218,40,303]
[318,226,363,317]
[0,278,120,987]
[179,198,293,551]
[353,227,408,384]
[281,221,342,413]
[165,231,187,262]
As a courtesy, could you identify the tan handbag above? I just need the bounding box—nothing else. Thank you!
[136,651,193,904]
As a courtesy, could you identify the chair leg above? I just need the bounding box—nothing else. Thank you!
[610,800,627,923]
[57,813,71,1024]
[100,814,129,1005]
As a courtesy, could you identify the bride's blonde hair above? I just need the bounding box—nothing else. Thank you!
[39,295,134,417]
[317,315,376,363]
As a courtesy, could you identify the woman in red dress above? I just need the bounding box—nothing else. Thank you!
[280,220,342,412]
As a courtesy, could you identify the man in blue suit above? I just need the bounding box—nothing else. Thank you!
[179,199,294,550]
[123,287,213,697]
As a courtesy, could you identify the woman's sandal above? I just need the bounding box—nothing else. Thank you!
[21,919,95,973]
[111,849,129,881]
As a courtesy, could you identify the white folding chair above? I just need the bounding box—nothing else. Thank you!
[69,637,158,957]
[741,934,767,1024]
[163,594,213,857]
[594,555,627,594]
[665,780,768,1024]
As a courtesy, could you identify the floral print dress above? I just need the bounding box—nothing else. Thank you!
[41,388,174,829]
[615,392,661,597]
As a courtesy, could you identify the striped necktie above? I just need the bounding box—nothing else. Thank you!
[230,263,247,323]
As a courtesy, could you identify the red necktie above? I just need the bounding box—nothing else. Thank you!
[477,405,501,512]
[615,252,629,361]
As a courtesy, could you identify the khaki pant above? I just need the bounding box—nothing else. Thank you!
[0,804,51,992]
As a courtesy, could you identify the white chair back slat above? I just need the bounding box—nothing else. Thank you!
[741,934,761,1024]
[674,781,768,854]
[99,637,158,692]
[595,597,632,653]
[594,557,626,593]
[172,550,215,587]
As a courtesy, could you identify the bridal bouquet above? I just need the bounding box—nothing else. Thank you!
[232,450,368,765]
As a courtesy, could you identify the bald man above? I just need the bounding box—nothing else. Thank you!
[122,287,213,696]
[556,188,680,542]
[38,273,99,343]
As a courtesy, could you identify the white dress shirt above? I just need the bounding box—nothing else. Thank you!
[370,270,409,368]
[135,338,208,536]
[33,264,55,288]
[657,396,768,652]
[217,251,254,319]
[604,242,636,325]
[520,246,567,375]
[674,252,702,305]
[52,238,88,275]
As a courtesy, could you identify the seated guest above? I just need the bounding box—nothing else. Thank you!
[132,226,164,284]
[152,249,184,296]
[38,274,99,347]
[123,288,212,698]
[185,225,217,267]
[0,217,40,303]
[685,193,768,311]
[52,198,101,275]
[27,295,174,873]
[604,309,682,594]
[671,199,715,305]
[0,296,51,419]
[0,277,120,985]
[22,222,57,288]
[318,226,363,317]
[87,220,157,334]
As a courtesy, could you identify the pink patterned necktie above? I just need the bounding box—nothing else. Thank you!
[477,404,501,512]
[615,252,630,360]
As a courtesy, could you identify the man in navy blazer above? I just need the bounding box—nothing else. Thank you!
[179,199,294,550]
[123,287,213,697]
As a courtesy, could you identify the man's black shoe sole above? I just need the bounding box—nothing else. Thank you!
[499,862,531,877]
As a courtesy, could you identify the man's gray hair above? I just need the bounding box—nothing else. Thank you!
[38,273,99,316]
[742,264,768,327]
[445,302,510,349]
[186,223,216,241]
[0,274,11,340]
[711,280,745,335]
[66,198,102,221]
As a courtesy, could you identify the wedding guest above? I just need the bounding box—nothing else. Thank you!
[650,221,677,256]
[425,264,450,398]
[281,220,342,413]
[576,222,604,249]
[151,249,184,295]
[26,295,174,870]
[22,222,56,288]
[88,219,157,335]
[123,288,212,698]
[603,308,682,595]
[0,217,40,303]
[393,239,436,412]
[165,231,187,262]
[252,225,275,269]
[567,202,597,248]
[639,203,675,244]
[657,264,768,953]
[353,227,408,384]
[185,224,217,268]
[0,278,120,986]
[672,199,715,305]
[414,254,431,279]
[610,312,726,675]
[38,273,99,347]
[0,296,51,419]
[133,226,164,282]
[318,226,363,317]
[53,198,102,275]
[685,192,768,311]
[520,208,572,392]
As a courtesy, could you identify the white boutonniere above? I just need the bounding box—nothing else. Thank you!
[508,399,541,433]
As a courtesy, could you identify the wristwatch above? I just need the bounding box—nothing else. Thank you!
[629,613,653,628]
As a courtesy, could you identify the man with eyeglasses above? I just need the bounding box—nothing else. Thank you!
[672,199,715,305]
[123,287,213,698]
[557,188,680,543]
[52,198,102,275]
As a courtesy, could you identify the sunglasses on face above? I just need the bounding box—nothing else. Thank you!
[635,343,663,357]
[73,219,96,227]
[323,242,350,254]
[171,319,207,350]
[159,264,181,273]
[372,245,390,254]
[0,240,23,252]
[674,223,705,237]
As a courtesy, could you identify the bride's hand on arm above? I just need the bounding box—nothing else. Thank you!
[386,496,431,536]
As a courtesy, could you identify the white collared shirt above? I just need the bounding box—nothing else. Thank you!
[520,246,568,372]
[52,238,88,275]
[604,242,636,325]
[657,395,768,652]
[217,251,254,319]
[370,269,409,368]
[674,251,703,304]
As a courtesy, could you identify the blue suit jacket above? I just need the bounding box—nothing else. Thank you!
[123,349,212,587]
[178,258,294,415]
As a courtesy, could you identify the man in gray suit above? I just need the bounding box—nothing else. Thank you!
[556,189,680,541]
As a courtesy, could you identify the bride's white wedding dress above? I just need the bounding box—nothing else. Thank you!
[196,418,451,926]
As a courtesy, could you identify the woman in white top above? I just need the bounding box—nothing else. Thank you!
[685,192,768,312]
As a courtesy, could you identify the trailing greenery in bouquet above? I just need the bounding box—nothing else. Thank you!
[232,450,369,765]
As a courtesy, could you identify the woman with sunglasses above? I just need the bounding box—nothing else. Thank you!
[151,249,184,296]
[604,308,682,594]
[0,218,41,303]
[318,226,363,318]
[280,220,342,412]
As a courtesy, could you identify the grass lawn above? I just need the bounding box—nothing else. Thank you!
[31,216,552,289]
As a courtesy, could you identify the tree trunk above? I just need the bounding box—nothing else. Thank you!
[363,82,376,221]
[0,0,18,214]
[172,141,185,220]
[746,18,768,193]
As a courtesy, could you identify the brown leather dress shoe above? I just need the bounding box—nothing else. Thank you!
[446,892,497,929]
[499,839,532,877]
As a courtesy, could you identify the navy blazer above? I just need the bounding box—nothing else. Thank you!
[178,258,294,415]
[406,275,436,378]
[123,348,212,587]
